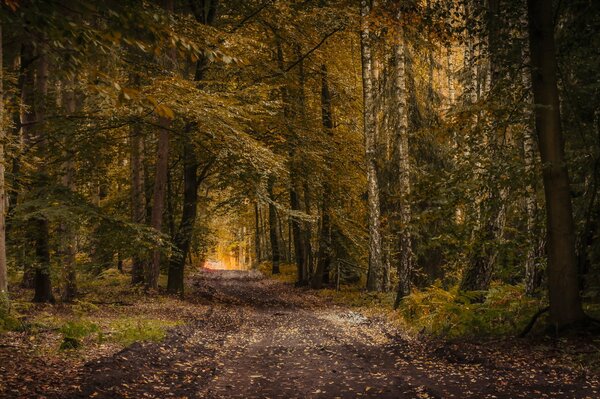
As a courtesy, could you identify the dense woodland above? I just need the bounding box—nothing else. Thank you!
[2,0,600,397]
[1,0,600,380]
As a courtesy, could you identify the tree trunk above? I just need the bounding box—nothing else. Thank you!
[311,65,334,289]
[19,42,36,289]
[276,37,307,283]
[393,22,413,305]
[361,0,384,292]
[147,118,170,290]
[167,124,199,295]
[290,187,306,283]
[164,0,218,293]
[460,0,506,293]
[60,78,78,302]
[130,75,146,285]
[0,23,7,296]
[147,0,175,290]
[32,45,53,303]
[521,19,543,296]
[303,181,314,278]
[254,201,261,267]
[268,177,280,274]
[527,0,586,328]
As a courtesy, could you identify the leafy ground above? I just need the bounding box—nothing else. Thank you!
[1,268,600,398]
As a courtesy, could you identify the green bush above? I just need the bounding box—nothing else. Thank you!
[398,282,545,337]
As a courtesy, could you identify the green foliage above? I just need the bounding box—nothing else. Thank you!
[0,295,22,332]
[59,320,100,350]
[398,283,546,337]
[110,318,178,346]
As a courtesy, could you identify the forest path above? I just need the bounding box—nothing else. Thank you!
[63,269,599,399]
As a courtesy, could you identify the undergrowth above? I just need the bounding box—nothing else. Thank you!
[397,283,546,337]
[319,282,547,338]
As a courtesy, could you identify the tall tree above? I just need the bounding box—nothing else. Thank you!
[361,0,384,292]
[268,177,280,274]
[147,0,175,290]
[166,0,219,295]
[521,13,543,296]
[312,64,334,289]
[130,73,146,285]
[527,0,586,328]
[60,78,78,302]
[393,18,413,305]
[0,22,7,297]
[32,43,53,303]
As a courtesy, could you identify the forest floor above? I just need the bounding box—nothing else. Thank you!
[2,268,600,398]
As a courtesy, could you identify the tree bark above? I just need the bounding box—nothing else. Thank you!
[60,78,78,302]
[361,0,384,292]
[527,0,586,328]
[167,124,199,295]
[311,65,334,289]
[32,45,53,303]
[268,177,280,274]
[165,0,219,294]
[521,17,543,296]
[19,42,36,289]
[276,38,307,283]
[147,118,170,290]
[254,201,261,267]
[0,23,7,296]
[393,21,413,305]
[130,75,146,285]
[147,0,175,290]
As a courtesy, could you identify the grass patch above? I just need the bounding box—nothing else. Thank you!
[59,319,101,350]
[109,317,180,346]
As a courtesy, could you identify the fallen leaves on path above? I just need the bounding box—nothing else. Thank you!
[1,269,599,398]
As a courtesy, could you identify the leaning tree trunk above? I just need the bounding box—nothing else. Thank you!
[361,0,384,292]
[527,0,586,328]
[393,22,413,306]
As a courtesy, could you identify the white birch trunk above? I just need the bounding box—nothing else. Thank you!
[361,0,383,292]
[393,22,413,302]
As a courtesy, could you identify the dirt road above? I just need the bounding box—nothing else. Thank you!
[55,270,599,398]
